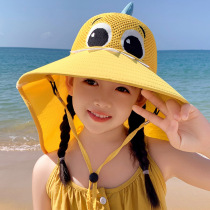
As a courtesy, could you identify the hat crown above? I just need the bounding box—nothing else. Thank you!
[71,13,157,72]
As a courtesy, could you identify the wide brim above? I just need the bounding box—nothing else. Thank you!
[17,49,188,153]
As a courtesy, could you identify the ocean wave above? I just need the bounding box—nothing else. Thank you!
[0,134,40,151]
[9,135,37,142]
[0,144,41,151]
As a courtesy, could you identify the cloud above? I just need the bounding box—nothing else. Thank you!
[40,32,53,39]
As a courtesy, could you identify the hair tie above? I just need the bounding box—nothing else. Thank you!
[59,157,65,161]
[143,170,149,175]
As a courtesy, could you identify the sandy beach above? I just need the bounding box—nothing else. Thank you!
[0,151,42,210]
[0,151,209,210]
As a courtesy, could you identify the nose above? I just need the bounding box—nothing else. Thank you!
[93,99,111,108]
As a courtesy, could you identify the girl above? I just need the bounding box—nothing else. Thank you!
[17,3,210,210]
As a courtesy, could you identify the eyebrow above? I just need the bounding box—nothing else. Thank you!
[92,17,102,25]
[122,84,137,91]
[130,86,138,90]
[139,26,146,38]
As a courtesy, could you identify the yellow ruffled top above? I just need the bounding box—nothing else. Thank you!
[46,152,166,210]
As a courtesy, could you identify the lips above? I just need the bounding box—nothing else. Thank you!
[87,110,112,122]
[90,110,111,117]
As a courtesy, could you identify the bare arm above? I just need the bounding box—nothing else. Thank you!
[147,137,210,191]
[133,89,210,190]
[32,154,56,210]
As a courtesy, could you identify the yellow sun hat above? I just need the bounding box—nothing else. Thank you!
[16,3,188,154]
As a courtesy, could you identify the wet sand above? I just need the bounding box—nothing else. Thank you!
[0,151,209,210]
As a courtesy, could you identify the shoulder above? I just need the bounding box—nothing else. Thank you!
[32,151,58,210]
[146,136,210,190]
[33,151,57,180]
[146,136,181,181]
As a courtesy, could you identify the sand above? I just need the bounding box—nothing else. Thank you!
[0,151,42,210]
[0,151,209,210]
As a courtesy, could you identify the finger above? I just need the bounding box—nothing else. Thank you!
[165,120,182,150]
[166,99,181,121]
[141,89,168,116]
[180,104,193,121]
[132,105,164,128]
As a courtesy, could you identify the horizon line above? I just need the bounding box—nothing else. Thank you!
[0,46,210,51]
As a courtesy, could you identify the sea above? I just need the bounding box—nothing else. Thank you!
[0,48,210,151]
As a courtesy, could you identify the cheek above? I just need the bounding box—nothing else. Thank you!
[119,94,139,108]
[117,94,139,115]
[72,86,93,113]
[116,100,134,120]
[72,86,84,112]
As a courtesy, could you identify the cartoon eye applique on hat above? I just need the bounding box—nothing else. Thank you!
[121,29,145,59]
[86,23,112,47]
[86,20,145,60]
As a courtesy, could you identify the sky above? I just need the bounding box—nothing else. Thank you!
[0,0,210,50]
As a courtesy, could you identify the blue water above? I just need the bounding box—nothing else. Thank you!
[0,48,210,151]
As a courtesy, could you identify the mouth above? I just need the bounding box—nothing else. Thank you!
[87,110,112,122]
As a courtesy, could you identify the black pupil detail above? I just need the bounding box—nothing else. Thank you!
[117,87,129,93]
[88,28,108,47]
[85,79,129,93]
[124,36,143,59]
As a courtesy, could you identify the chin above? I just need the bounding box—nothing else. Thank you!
[84,125,110,135]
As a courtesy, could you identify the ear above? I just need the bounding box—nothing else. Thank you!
[135,91,147,107]
[65,76,74,96]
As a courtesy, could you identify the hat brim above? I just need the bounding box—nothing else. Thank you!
[17,49,188,153]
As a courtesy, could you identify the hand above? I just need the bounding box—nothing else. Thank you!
[132,89,210,155]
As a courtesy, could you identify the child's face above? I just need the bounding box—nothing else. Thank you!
[66,77,146,134]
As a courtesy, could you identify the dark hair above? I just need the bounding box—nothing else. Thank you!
[129,106,160,207]
[58,95,75,185]
[58,96,160,207]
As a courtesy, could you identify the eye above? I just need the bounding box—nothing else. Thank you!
[87,23,112,47]
[83,79,130,93]
[84,79,97,86]
[116,87,130,93]
[121,29,145,59]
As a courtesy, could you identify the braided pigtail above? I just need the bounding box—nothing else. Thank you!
[58,95,75,185]
[128,106,160,208]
